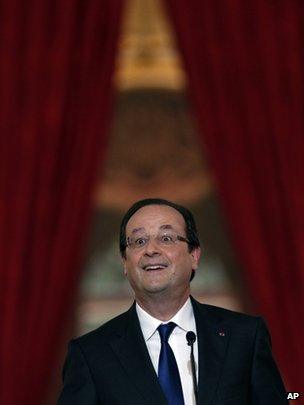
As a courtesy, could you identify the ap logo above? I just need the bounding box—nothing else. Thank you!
[287,392,301,400]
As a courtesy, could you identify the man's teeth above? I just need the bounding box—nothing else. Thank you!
[144,265,166,270]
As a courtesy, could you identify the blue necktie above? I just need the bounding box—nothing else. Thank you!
[157,322,185,405]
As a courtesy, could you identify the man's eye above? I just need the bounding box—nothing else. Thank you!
[135,238,146,246]
[160,235,174,243]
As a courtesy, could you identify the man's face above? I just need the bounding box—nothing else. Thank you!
[122,205,201,302]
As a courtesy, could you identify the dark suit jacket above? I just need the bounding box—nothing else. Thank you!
[58,297,287,404]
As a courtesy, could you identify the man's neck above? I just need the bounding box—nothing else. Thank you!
[135,291,190,321]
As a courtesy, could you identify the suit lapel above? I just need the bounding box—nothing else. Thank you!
[109,303,167,405]
[109,298,229,404]
[191,297,230,404]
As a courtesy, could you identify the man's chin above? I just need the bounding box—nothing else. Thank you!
[143,283,170,295]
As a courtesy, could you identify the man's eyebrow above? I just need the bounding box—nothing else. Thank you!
[130,225,174,234]
[130,227,145,235]
[159,224,174,230]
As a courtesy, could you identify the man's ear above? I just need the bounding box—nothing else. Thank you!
[122,256,127,276]
[190,247,201,270]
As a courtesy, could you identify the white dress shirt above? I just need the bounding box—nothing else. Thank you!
[136,297,198,405]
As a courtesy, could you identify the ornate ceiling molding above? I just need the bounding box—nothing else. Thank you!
[114,0,186,90]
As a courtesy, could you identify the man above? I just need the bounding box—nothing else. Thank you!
[58,198,287,404]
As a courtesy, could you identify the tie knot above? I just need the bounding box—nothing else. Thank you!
[158,322,177,342]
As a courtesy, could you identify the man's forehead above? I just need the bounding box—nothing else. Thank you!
[130,224,175,235]
[126,204,186,233]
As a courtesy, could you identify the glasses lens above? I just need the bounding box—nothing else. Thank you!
[157,232,176,244]
[127,232,187,249]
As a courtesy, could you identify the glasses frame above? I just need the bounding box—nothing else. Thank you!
[126,232,189,250]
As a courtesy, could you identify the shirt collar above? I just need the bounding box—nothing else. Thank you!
[136,297,195,341]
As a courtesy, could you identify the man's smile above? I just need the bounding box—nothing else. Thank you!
[141,263,168,271]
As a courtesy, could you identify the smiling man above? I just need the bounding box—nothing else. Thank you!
[58,198,287,405]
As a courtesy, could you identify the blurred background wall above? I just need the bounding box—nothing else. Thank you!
[0,0,303,403]
[79,0,245,335]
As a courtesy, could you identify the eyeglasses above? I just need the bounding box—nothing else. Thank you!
[126,231,189,250]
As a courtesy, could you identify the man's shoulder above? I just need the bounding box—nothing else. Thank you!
[73,303,135,348]
[196,300,259,319]
[191,298,264,330]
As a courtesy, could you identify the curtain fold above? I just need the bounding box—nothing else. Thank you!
[0,1,123,403]
[166,0,304,390]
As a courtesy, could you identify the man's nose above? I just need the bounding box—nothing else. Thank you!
[143,237,161,256]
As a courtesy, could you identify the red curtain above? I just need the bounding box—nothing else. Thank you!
[0,1,123,403]
[166,0,304,390]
